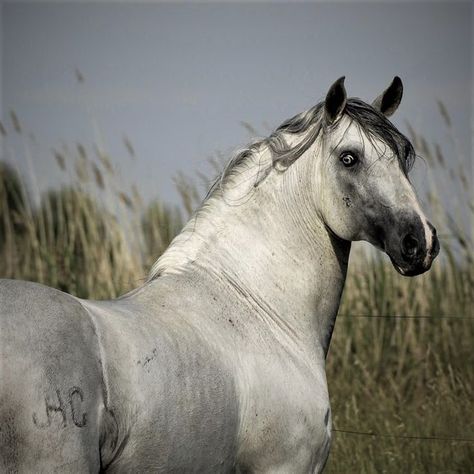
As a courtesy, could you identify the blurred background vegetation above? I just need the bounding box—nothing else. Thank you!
[0,103,472,472]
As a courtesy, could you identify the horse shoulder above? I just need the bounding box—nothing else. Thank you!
[82,295,241,472]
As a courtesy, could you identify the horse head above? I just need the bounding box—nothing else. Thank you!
[303,77,440,276]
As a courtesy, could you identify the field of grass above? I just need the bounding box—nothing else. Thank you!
[0,107,472,472]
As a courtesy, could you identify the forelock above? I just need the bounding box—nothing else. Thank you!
[344,98,416,173]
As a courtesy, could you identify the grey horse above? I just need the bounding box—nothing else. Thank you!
[0,77,439,473]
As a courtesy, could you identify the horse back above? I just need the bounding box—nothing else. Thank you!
[0,279,104,472]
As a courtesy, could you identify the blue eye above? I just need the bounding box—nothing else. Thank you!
[340,152,358,167]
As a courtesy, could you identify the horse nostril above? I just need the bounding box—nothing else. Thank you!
[401,233,419,260]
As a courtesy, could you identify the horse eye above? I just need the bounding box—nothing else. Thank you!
[340,152,358,167]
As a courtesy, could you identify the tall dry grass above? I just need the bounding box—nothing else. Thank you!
[0,103,472,472]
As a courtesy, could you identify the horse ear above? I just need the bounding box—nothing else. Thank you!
[372,76,403,117]
[324,76,347,125]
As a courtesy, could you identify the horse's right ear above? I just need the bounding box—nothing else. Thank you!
[324,76,347,125]
[372,76,403,117]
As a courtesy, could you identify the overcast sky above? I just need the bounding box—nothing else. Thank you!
[1,1,472,215]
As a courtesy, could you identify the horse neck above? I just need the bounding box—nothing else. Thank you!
[152,148,351,355]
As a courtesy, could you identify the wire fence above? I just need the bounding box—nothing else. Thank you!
[337,314,473,320]
[333,311,473,447]
[332,428,474,444]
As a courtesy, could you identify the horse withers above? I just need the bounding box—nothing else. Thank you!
[0,77,439,473]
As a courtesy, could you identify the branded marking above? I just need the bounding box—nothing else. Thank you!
[32,386,87,429]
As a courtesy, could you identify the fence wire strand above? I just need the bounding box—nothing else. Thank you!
[333,428,474,444]
[337,315,473,320]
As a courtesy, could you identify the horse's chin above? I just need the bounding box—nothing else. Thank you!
[388,255,433,277]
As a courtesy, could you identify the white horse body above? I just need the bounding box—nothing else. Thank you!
[0,77,439,473]
[81,141,347,471]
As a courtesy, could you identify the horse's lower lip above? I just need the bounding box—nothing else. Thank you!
[389,255,429,277]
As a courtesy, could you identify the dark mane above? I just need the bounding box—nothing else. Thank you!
[344,98,416,173]
[208,97,415,198]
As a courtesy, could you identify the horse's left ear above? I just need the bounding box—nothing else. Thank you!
[372,76,403,117]
[324,76,347,125]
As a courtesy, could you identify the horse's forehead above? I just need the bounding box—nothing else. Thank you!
[329,116,365,144]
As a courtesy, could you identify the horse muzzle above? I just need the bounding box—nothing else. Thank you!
[388,221,440,277]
